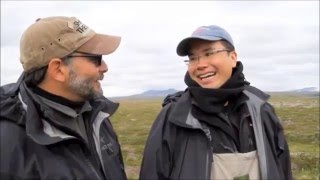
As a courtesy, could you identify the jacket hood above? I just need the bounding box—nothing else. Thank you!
[0,74,26,126]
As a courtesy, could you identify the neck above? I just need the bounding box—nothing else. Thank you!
[32,85,85,109]
[37,81,85,102]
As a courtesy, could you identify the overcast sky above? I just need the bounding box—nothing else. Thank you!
[1,1,319,97]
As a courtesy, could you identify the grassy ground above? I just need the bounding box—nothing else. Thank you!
[110,94,319,180]
[111,99,162,179]
[269,94,319,180]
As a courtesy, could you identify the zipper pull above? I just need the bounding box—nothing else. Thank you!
[203,128,212,142]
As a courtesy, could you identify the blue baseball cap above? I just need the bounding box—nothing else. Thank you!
[176,25,234,56]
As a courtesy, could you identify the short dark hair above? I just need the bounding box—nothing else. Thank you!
[61,56,73,65]
[24,66,48,86]
[220,40,235,51]
[24,57,73,86]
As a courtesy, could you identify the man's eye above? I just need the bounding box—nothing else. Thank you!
[189,57,197,61]
[87,56,102,66]
[205,52,214,57]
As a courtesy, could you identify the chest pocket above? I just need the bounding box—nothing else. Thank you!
[211,150,260,180]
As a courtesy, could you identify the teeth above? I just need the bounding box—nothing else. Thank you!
[199,72,216,79]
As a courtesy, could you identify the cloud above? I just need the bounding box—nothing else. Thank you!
[1,1,319,96]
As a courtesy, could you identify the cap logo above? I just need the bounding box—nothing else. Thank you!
[74,20,88,33]
[68,19,90,35]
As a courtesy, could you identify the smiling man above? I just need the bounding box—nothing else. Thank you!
[0,16,127,179]
[140,25,292,180]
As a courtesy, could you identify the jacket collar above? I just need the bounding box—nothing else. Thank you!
[18,82,74,145]
[17,82,119,145]
[167,86,269,130]
[167,91,198,129]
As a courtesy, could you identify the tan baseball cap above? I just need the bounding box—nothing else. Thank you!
[20,16,121,72]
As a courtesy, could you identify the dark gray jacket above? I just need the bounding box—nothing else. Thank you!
[0,76,127,180]
[140,86,292,180]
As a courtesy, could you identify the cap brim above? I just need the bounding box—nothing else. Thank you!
[77,33,121,55]
[176,36,222,56]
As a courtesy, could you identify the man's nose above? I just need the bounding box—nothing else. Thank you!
[195,56,209,68]
[100,60,108,73]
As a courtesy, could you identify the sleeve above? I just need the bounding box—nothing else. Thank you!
[263,103,293,180]
[139,104,173,180]
[0,120,39,180]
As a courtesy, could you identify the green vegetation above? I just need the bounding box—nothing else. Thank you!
[111,99,162,179]
[269,94,319,180]
[111,95,320,180]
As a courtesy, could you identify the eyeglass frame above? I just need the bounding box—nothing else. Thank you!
[62,53,103,67]
[183,49,231,65]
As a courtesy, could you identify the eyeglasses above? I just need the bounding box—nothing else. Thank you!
[65,54,103,66]
[184,49,231,65]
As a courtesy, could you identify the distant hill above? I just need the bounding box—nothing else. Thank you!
[291,87,318,93]
[268,87,319,97]
[136,89,179,97]
[110,87,319,101]
[110,89,180,100]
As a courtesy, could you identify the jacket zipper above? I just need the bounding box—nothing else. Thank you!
[84,155,102,180]
[205,142,213,180]
[201,124,213,180]
[223,111,238,152]
[84,114,106,179]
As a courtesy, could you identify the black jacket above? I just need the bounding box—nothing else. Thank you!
[140,86,292,180]
[0,77,127,180]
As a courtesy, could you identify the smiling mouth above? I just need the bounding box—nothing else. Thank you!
[198,72,216,80]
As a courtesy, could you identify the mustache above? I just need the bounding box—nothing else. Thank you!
[99,74,104,81]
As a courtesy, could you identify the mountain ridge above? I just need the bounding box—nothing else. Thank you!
[110,87,319,100]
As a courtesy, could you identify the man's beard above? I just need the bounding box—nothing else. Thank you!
[67,69,103,100]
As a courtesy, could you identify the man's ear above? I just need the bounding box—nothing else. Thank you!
[46,58,68,82]
[230,51,238,67]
